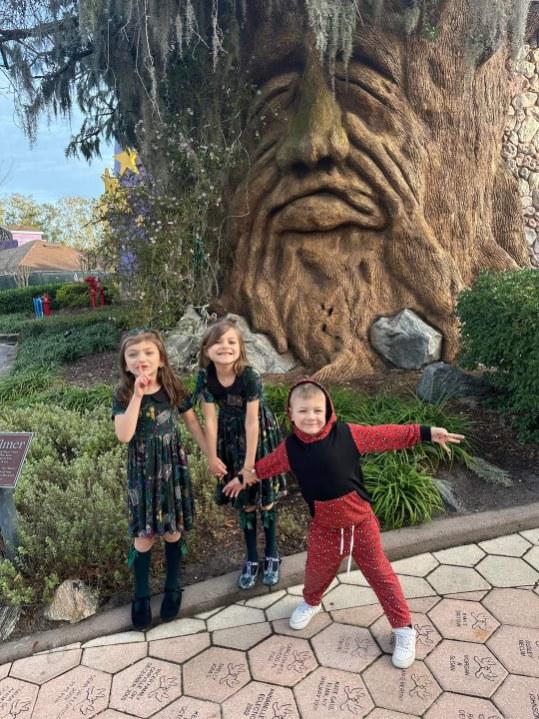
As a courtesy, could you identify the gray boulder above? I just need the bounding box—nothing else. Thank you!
[369,309,442,369]
[44,579,98,624]
[166,307,297,374]
[417,362,488,403]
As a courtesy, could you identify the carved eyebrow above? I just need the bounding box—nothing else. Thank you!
[348,48,399,85]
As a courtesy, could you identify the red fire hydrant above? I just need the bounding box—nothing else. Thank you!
[42,292,51,316]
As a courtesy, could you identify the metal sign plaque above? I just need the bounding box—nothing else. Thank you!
[0,433,32,488]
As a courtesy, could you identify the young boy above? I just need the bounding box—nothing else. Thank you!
[223,380,464,669]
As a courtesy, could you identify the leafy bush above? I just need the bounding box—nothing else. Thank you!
[458,269,539,442]
[55,283,91,309]
[0,283,63,314]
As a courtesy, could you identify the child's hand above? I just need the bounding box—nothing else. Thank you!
[209,457,227,477]
[431,427,465,453]
[134,375,151,398]
[241,467,258,486]
[222,476,243,499]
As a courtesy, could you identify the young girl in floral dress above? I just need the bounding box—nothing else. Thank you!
[113,328,209,630]
[196,318,287,589]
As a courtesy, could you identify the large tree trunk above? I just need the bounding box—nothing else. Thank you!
[222,0,530,379]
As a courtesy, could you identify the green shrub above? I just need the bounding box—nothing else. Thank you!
[0,283,63,314]
[55,283,91,309]
[458,269,539,442]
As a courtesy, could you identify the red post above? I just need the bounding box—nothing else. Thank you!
[42,293,51,316]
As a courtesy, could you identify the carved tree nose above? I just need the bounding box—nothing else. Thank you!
[276,54,349,174]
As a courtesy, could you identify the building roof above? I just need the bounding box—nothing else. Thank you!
[0,240,81,273]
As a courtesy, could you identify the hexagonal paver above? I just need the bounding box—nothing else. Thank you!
[371,613,441,660]
[245,590,286,608]
[427,566,490,595]
[483,588,539,627]
[183,647,250,702]
[399,576,437,598]
[479,534,532,557]
[82,631,145,648]
[444,591,488,602]
[152,696,221,718]
[109,658,182,717]
[92,711,134,719]
[392,553,439,576]
[521,528,539,545]
[266,594,304,621]
[311,623,381,672]
[425,640,507,698]
[10,648,82,684]
[222,681,300,719]
[272,611,331,639]
[295,666,374,718]
[425,692,503,718]
[145,618,206,641]
[493,673,539,718]
[331,603,383,627]
[206,604,265,631]
[366,711,417,719]
[0,664,10,680]
[0,677,38,718]
[149,632,210,664]
[213,621,272,649]
[321,584,377,611]
[407,597,440,613]
[487,624,539,677]
[249,635,317,686]
[363,657,441,715]
[428,599,499,643]
[82,643,147,673]
[32,666,110,719]
[476,555,539,587]
[524,545,539,571]
[433,544,486,567]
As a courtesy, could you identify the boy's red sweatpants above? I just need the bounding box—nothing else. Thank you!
[303,493,411,628]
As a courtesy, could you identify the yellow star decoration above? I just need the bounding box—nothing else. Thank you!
[114,148,140,176]
[102,168,119,193]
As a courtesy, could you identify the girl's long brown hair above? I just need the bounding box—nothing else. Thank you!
[116,329,188,408]
[199,318,248,376]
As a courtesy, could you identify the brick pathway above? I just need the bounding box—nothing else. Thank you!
[2,529,539,718]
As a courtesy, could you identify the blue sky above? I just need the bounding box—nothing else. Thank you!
[0,93,114,204]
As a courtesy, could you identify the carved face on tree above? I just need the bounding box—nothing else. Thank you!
[223,0,529,379]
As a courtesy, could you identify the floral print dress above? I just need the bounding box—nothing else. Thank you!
[112,388,195,538]
[195,363,287,510]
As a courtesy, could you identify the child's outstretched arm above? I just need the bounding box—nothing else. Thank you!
[181,408,208,455]
[349,423,464,454]
[202,401,227,476]
[222,441,290,499]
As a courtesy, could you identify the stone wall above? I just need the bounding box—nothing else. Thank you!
[504,35,539,265]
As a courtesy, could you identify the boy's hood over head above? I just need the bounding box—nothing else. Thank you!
[286,379,337,443]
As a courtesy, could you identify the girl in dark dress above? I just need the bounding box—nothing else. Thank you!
[196,319,287,589]
[113,329,208,630]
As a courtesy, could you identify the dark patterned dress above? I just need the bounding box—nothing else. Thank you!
[195,364,287,510]
[112,388,195,538]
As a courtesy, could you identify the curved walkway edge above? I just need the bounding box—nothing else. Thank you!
[2,501,539,664]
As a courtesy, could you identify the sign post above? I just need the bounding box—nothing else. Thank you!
[0,432,32,560]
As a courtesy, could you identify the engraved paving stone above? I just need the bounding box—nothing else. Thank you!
[370,613,441,660]
[487,624,539,677]
[0,664,10,680]
[183,647,250,702]
[32,666,110,719]
[311,623,381,672]
[249,635,317,687]
[82,643,147,673]
[222,681,300,719]
[428,599,499,643]
[149,632,210,664]
[10,648,82,684]
[212,622,272,650]
[272,611,331,639]
[425,640,507,697]
[152,696,221,719]
[330,603,383,627]
[424,692,503,719]
[0,677,38,719]
[363,657,441,715]
[493,674,539,719]
[294,667,374,718]
[109,658,182,718]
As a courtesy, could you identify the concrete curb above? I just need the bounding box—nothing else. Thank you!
[2,501,539,664]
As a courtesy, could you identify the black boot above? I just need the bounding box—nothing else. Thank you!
[160,588,183,622]
[130,546,152,630]
[161,538,183,622]
[131,596,152,630]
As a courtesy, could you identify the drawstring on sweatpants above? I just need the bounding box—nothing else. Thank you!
[339,526,355,574]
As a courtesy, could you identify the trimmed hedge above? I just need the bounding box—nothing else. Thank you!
[458,268,539,442]
[0,283,63,314]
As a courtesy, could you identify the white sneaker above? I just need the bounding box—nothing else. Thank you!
[392,626,417,668]
[289,601,321,630]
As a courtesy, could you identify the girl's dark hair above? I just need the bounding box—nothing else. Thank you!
[199,318,248,376]
[116,329,188,408]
